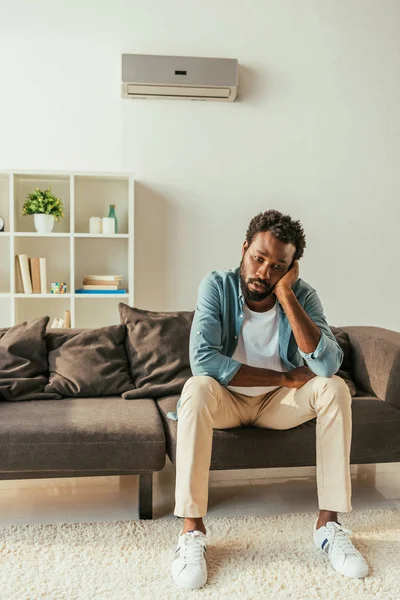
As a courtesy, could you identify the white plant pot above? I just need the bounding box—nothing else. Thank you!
[34,214,55,233]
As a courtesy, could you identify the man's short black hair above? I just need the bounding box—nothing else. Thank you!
[245,209,306,261]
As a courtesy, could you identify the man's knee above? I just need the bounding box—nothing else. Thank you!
[314,374,352,403]
[180,375,221,410]
[183,375,220,393]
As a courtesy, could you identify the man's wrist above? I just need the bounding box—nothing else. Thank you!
[275,287,294,300]
[279,371,288,386]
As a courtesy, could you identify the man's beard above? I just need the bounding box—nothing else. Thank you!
[239,258,275,303]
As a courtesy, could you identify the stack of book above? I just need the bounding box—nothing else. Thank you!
[75,275,126,294]
[15,254,47,294]
[50,310,71,328]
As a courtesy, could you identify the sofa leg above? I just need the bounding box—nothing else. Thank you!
[138,473,153,520]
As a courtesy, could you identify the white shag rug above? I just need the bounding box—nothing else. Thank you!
[0,508,399,600]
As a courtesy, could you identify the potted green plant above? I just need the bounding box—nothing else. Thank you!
[21,187,64,233]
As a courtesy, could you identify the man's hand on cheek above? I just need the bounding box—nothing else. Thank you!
[274,260,299,299]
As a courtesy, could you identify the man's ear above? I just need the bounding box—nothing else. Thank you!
[242,241,249,257]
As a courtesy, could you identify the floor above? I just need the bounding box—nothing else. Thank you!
[0,460,399,526]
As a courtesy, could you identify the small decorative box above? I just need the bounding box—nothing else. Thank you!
[51,282,67,294]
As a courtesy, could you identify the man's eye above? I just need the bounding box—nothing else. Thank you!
[254,255,283,270]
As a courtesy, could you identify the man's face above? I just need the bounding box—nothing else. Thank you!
[240,231,296,303]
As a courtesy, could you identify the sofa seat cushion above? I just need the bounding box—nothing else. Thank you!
[44,325,135,397]
[157,394,400,469]
[0,397,165,473]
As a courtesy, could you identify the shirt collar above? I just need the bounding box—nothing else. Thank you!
[234,267,245,306]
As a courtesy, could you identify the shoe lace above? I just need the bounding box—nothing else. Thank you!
[181,532,207,565]
[328,523,357,555]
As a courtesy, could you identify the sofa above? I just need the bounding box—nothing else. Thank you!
[1,305,399,520]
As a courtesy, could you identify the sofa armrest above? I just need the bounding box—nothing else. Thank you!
[341,326,400,410]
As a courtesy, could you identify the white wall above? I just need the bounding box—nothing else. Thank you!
[0,0,399,330]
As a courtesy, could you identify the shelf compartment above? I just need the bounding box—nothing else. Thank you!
[74,175,129,234]
[74,237,128,292]
[14,237,70,294]
[74,296,126,328]
[15,297,71,327]
[0,297,11,328]
[0,235,10,292]
[14,174,70,234]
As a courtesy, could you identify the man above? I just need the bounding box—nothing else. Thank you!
[169,209,368,589]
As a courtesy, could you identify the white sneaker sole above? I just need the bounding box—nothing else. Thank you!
[171,563,207,589]
[172,575,207,590]
[317,545,369,579]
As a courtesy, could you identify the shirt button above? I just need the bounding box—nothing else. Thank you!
[240,314,244,318]
[197,331,201,335]
[234,335,238,339]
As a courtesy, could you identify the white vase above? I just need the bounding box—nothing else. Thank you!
[34,214,55,233]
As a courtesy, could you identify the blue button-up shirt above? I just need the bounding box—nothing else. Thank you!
[166,266,343,420]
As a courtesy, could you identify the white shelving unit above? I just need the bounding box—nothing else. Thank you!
[0,170,134,328]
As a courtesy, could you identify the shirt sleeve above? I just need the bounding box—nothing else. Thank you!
[297,289,344,377]
[189,273,242,386]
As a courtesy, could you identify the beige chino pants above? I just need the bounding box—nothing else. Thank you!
[174,374,352,517]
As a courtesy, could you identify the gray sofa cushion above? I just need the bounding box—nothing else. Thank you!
[0,396,165,473]
[157,393,400,468]
[0,316,61,401]
[330,326,357,396]
[119,303,194,400]
[44,325,135,397]
[342,326,400,411]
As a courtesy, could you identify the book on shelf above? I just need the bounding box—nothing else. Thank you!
[16,254,32,294]
[29,257,41,294]
[39,257,47,294]
[64,309,71,328]
[50,310,71,329]
[15,254,48,294]
[83,275,123,282]
[50,317,63,328]
[15,255,24,293]
[83,284,120,290]
[75,289,127,294]
[81,274,123,292]
[83,276,122,284]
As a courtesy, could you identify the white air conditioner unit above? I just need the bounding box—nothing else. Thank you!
[121,54,238,102]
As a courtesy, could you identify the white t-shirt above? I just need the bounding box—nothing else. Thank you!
[227,298,285,396]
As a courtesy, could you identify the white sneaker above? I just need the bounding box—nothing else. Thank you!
[314,519,369,578]
[171,529,208,589]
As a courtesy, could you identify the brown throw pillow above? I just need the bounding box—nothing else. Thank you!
[44,325,135,397]
[330,326,357,396]
[0,316,62,401]
[119,303,194,399]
